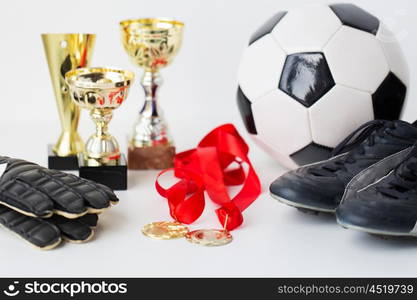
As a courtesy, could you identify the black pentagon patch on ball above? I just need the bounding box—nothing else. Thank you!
[330,3,380,35]
[372,72,406,120]
[249,11,287,45]
[237,86,257,134]
[279,53,335,107]
[290,143,332,166]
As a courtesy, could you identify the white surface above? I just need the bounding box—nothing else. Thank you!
[309,85,373,147]
[271,5,342,53]
[324,26,389,93]
[1,0,417,277]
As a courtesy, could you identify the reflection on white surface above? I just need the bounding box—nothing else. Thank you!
[0,163,7,178]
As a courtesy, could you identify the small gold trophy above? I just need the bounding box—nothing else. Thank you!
[120,18,184,169]
[65,67,135,190]
[42,33,96,170]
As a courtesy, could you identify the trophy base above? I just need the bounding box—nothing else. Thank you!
[47,144,79,170]
[78,154,127,190]
[128,145,175,170]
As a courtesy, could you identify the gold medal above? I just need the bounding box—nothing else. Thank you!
[142,215,233,246]
[185,229,233,246]
[141,221,189,240]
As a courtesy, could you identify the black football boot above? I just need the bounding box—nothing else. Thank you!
[270,120,417,213]
[337,143,417,236]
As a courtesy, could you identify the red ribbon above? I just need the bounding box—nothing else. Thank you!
[155,124,261,231]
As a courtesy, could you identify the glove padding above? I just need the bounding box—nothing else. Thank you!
[0,206,98,250]
[0,156,119,250]
[0,157,118,218]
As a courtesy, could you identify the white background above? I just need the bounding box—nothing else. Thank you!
[1,0,417,277]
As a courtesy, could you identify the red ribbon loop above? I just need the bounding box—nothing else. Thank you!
[155,124,261,231]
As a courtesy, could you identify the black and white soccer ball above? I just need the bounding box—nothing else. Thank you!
[237,3,408,169]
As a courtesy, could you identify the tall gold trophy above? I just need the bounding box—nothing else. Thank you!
[42,33,96,170]
[66,67,134,190]
[120,18,184,169]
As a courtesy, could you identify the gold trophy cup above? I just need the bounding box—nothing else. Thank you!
[120,18,184,169]
[42,33,95,170]
[65,67,135,190]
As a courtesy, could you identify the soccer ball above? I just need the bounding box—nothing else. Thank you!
[237,3,408,169]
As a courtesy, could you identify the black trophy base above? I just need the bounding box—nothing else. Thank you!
[78,154,127,191]
[48,145,79,170]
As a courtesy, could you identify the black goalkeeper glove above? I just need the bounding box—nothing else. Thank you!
[0,156,118,249]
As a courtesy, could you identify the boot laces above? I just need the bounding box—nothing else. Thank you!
[309,120,394,177]
[377,147,417,199]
